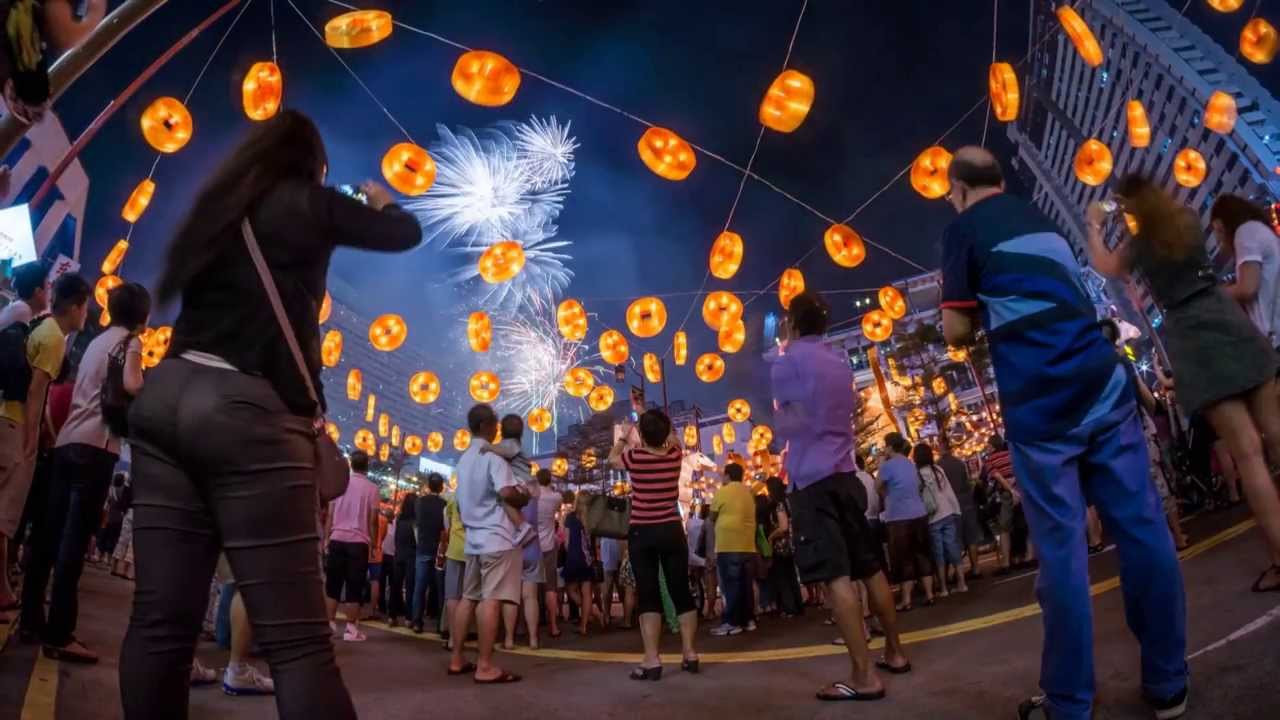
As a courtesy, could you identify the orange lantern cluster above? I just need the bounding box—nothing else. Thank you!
[121,179,155,223]
[626,296,668,338]
[454,429,471,451]
[451,50,521,106]
[580,449,597,470]
[319,291,332,325]
[722,422,737,444]
[100,239,129,275]
[1056,5,1104,67]
[354,429,376,455]
[564,367,595,397]
[946,346,968,362]
[528,408,553,433]
[1240,18,1277,64]
[727,399,751,423]
[321,329,343,368]
[988,62,1020,122]
[468,311,492,353]
[587,385,615,412]
[910,146,952,200]
[709,231,744,280]
[637,127,696,181]
[347,368,362,401]
[324,9,393,49]
[878,285,907,320]
[599,330,630,364]
[718,318,746,354]
[404,435,424,456]
[684,425,699,447]
[778,268,805,310]
[381,142,436,196]
[469,371,501,403]
[1203,91,1237,134]
[758,69,815,133]
[862,310,893,342]
[141,97,193,154]
[1173,148,1207,188]
[408,371,441,405]
[557,299,588,341]
[140,326,172,369]
[427,431,444,453]
[369,313,407,351]
[94,274,122,308]
[1126,100,1151,148]
[702,291,743,331]
[1073,139,1113,186]
[823,224,865,268]
[478,241,526,283]
[673,331,688,366]
[242,61,283,121]
[379,443,390,462]
[643,352,662,384]
[695,353,725,383]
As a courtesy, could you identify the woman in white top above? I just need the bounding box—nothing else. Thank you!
[913,443,968,597]
[1213,195,1280,348]
[20,282,148,663]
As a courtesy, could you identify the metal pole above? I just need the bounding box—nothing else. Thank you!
[660,358,669,415]
[0,0,174,159]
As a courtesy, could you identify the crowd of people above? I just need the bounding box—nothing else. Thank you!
[0,111,1276,720]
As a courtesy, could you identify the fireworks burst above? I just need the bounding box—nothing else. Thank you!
[511,115,578,190]
[450,212,575,308]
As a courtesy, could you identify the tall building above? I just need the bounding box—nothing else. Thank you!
[1008,0,1280,328]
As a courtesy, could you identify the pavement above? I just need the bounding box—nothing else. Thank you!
[2,504,1279,719]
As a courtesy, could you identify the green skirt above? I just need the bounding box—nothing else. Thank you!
[1164,287,1276,415]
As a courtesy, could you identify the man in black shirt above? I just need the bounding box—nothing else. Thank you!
[411,474,447,634]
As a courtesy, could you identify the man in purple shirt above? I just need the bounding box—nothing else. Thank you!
[771,291,908,703]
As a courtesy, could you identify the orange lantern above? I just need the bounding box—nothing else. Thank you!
[404,435,424,456]
[347,368,362,400]
[1126,100,1151,148]
[320,329,343,368]
[625,296,668,338]
[557,299,588,341]
[1056,5,1104,67]
[718,318,746,354]
[709,231,744,280]
[324,9,393,49]
[684,425,699,447]
[121,179,155,223]
[910,146,952,199]
[823,224,866,268]
[722,422,737,444]
[599,330,630,364]
[702,291,743,331]
[451,50,521,106]
[379,443,390,462]
[878,285,907,320]
[1203,91,1237,134]
[587,385,615,412]
[695,353,725,383]
[94,274,122,308]
[381,142,436,196]
[408,371,441,405]
[564,367,596,398]
[643,352,663,384]
[365,394,376,422]
[427,431,444,453]
[552,456,569,477]
[98,310,111,328]
[580,450,597,470]
[354,429,376,455]
[467,311,492,353]
[1240,18,1277,64]
[1173,148,1207,188]
[673,330,688,367]
[528,407,553,433]
[988,62,1020,122]
[637,127,697,181]
[946,347,968,362]
[318,291,332,324]
[369,313,407,351]
[727,399,751,423]
[477,241,525,283]
[141,326,172,369]
[712,435,724,455]
[1073,139,1113,186]
[862,310,893,342]
[453,429,472,451]
[391,425,402,447]
[378,412,390,438]
[326,422,340,444]
[778,268,805,310]
[758,69,815,133]
[1124,213,1140,236]
[242,61,283,121]
[1207,0,1244,10]
[469,371,501,403]
[140,97,193,154]
[752,424,774,445]
[100,239,129,275]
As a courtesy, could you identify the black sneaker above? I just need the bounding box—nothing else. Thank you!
[1017,695,1050,719]
[1148,686,1188,720]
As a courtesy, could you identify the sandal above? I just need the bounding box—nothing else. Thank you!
[447,662,477,676]
[630,665,663,681]
[816,682,885,702]
[1250,564,1280,593]
[894,604,914,613]
[875,659,912,674]
[474,671,522,684]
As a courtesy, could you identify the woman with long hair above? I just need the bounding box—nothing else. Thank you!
[765,476,804,617]
[120,111,421,719]
[559,491,598,635]
[912,443,968,597]
[388,493,418,627]
[1088,175,1280,592]
[1211,194,1280,349]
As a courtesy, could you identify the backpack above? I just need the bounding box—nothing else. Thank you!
[919,468,939,517]
[0,313,47,404]
[100,335,133,438]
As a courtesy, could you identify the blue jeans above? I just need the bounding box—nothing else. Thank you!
[716,552,755,628]
[1009,402,1187,720]
[411,553,440,625]
[928,515,963,569]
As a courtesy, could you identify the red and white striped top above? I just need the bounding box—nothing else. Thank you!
[622,446,683,526]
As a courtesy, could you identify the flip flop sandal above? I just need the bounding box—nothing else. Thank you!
[816,682,886,702]
[447,662,477,676]
[1250,565,1280,593]
[474,671,522,684]
[875,659,912,675]
[895,605,914,613]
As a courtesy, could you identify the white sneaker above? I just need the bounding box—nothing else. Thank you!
[343,625,367,643]
[189,659,218,686]
[710,623,743,636]
[746,621,758,632]
[223,664,275,696]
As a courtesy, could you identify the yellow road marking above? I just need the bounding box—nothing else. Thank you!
[20,651,59,720]
[372,519,1258,664]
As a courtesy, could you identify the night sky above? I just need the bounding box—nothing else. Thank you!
[49,0,1277,439]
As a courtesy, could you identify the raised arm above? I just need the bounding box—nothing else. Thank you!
[312,183,423,253]
[608,437,628,471]
[1085,202,1134,279]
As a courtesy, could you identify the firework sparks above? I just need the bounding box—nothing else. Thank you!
[511,115,578,190]
[450,211,575,308]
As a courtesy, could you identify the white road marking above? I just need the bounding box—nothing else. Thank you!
[1187,603,1280,661]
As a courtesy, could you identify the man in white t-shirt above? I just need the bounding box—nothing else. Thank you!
[1215,198,1280,347]
[448,404,528,684]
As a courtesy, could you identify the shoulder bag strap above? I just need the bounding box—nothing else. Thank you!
[240,218,322,412]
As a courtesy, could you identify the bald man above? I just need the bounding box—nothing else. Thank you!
[939,147,1188,720]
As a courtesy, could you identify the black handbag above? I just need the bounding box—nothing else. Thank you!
[241,218,349,502]
[100,336,133,438]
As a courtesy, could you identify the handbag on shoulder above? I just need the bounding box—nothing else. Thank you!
[100,335,133,437]
[577,489,630,540]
